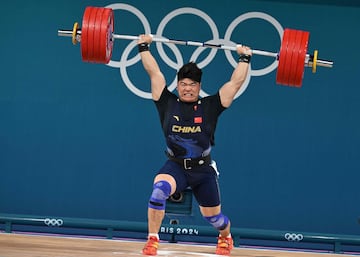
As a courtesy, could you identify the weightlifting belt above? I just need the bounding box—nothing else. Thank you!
[166,152,211,170]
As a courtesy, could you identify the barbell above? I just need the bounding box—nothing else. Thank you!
[58,6,333,87]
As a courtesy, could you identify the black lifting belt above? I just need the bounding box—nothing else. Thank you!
[166,152,211,170]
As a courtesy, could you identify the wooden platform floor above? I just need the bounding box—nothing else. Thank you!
[0,233,358,257]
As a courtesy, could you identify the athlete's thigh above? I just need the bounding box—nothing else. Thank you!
[191,167,220,207]
[157,160,189,193]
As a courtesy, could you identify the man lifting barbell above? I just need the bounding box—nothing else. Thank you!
[57,6,334,256]
[137,34,251,256]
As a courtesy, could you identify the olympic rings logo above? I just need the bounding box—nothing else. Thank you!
[105,3,284,100]
[44,218,64,227]
[284,233,304,241]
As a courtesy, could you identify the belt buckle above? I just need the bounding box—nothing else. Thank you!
[183,158,192,170]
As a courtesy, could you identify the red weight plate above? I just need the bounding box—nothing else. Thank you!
[287,30,303,86]
[276,28,291,85]
[98,8,114,64]
[87,7,100,62]
[82,6,98,62]
[81,7,93,62]
[294,31,309,87]
[282,29,298,86]
[93,7,105,63]
[293,31,306,87]
[104,9,114,63]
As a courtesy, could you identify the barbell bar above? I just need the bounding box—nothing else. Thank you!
[58,6,333,87]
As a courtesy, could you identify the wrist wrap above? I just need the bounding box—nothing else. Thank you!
[238,54,251,63]
[138,42,149,52]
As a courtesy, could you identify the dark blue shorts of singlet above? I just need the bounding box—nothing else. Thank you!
[157,160,221,207]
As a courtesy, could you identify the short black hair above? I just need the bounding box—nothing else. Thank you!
[177,62,202,83]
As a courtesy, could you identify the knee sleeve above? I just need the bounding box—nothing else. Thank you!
[204,212,229,231]
[148,180,171,210]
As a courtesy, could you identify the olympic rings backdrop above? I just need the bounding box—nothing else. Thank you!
[0,0,360,239]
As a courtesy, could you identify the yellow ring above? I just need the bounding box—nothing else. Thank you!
[72,22,79,45]
[312,50,318,73]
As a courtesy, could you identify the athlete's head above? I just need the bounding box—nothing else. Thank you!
[177,62,202,102]
[177,62,202,83]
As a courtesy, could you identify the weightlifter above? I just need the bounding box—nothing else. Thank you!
[137,34,252,256]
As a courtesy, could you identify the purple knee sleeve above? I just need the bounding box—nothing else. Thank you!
[148,180,171,210]
[204,212,229,231]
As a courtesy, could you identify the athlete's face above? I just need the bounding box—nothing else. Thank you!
[177,78,201,102]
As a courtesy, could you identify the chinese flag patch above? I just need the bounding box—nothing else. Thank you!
[194,117,202,123]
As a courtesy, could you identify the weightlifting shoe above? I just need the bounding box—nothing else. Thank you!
[142,236,159,256]
[215,235,233,255]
